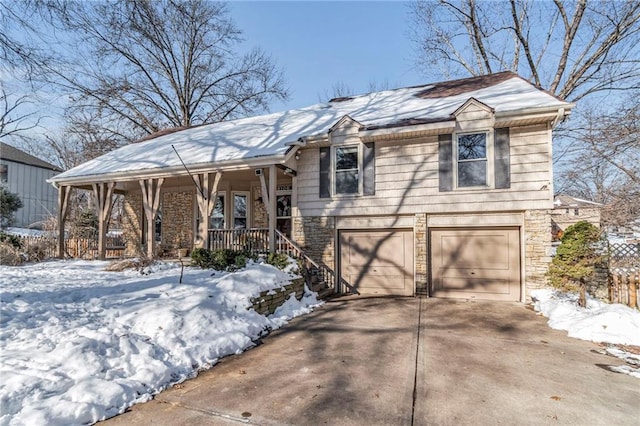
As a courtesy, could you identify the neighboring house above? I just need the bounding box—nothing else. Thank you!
[551,194,603,241]
[0,142,61,228]
[606,219,640,244]
[49,72,574,302]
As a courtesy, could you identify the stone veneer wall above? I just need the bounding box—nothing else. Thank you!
[291,216,335,270]
[123,191,143,257]
[251,278,305,315]
[524,209,554,298]
[414,214,428,295]
[122,190,194,257]
[252,186,268,228]
[160,191,194,255]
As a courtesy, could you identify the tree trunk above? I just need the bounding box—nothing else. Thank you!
[578,278,587,308]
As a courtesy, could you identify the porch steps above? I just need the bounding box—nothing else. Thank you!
[275,230,338,300]
[311,282,335,299]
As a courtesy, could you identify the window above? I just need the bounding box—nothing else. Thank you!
[335,146,359,194]
[209,196,225,229]
[233,193,248,229]
[457,133,487,187]
[574,209,579,216]
[154,208,162,242]
[142,205,162,243]
[0,164,7,183]
[276,193,292,237]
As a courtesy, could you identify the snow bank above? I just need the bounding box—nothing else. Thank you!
[0,260,322,425]
[531,289,640,346]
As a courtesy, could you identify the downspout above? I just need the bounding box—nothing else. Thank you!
[550,107,566,128]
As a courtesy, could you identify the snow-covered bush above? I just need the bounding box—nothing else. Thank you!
[0,242,22,265]
[191,248,256,271]
[265,252,290,270]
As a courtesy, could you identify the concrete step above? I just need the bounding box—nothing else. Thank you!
[316,287,335,299]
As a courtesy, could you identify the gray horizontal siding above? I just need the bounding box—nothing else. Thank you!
[296,124,552,217]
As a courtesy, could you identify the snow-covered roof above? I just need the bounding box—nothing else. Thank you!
[51,72,572,183]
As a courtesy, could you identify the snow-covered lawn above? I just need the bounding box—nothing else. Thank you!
[2,261,638,426]
[531,289,640,379]
[0,259,322,425]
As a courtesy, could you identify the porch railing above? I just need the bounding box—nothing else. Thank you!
[275,230,336,292]
[207,228,269,253]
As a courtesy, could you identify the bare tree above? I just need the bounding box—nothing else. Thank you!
[319,79,393,102]
[558,93,640,225]
[28,0,288,144]
[0,0,44,76]
[409,0,640,102]
[410,0,640,226]
[0,83,42,139]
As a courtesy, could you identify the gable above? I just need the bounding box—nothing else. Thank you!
[328,115,362,139]
[453,98,495,132]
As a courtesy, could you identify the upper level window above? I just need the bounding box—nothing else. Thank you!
[457,133,487,187]
[335,146,359,194]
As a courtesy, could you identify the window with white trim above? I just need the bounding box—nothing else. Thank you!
[456,132,488,187]
[334,145,359,195]
[209,195,225,229]
[233,192,248,229]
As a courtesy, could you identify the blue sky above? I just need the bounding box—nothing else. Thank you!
[229,1,427,112]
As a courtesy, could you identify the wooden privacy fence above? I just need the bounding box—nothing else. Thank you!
[16,235,125,259]
[608,243,640,309]
[609,268,639,308]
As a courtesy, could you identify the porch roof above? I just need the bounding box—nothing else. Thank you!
[50,72,572,185]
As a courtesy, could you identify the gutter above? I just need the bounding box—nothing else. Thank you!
[359,120,456,142]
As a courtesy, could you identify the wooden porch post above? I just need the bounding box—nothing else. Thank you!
[195,172,222,249]
[268,165,277,253]
[57,185,71,259]
[92,182,116,260]
[139,178,164,258]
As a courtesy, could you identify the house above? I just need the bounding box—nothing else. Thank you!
[0,142,61,228]
[49,72,574,302]
[551,194,603,241]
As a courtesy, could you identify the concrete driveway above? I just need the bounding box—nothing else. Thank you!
[102,297,639,425]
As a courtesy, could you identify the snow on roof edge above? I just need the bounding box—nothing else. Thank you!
[51,73,572,183]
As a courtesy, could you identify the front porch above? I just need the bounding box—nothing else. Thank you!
[53,163,336,297]
[56,165,296,259]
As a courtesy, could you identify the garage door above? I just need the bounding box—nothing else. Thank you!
[430,228,520,301]
[340,230,414,296]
